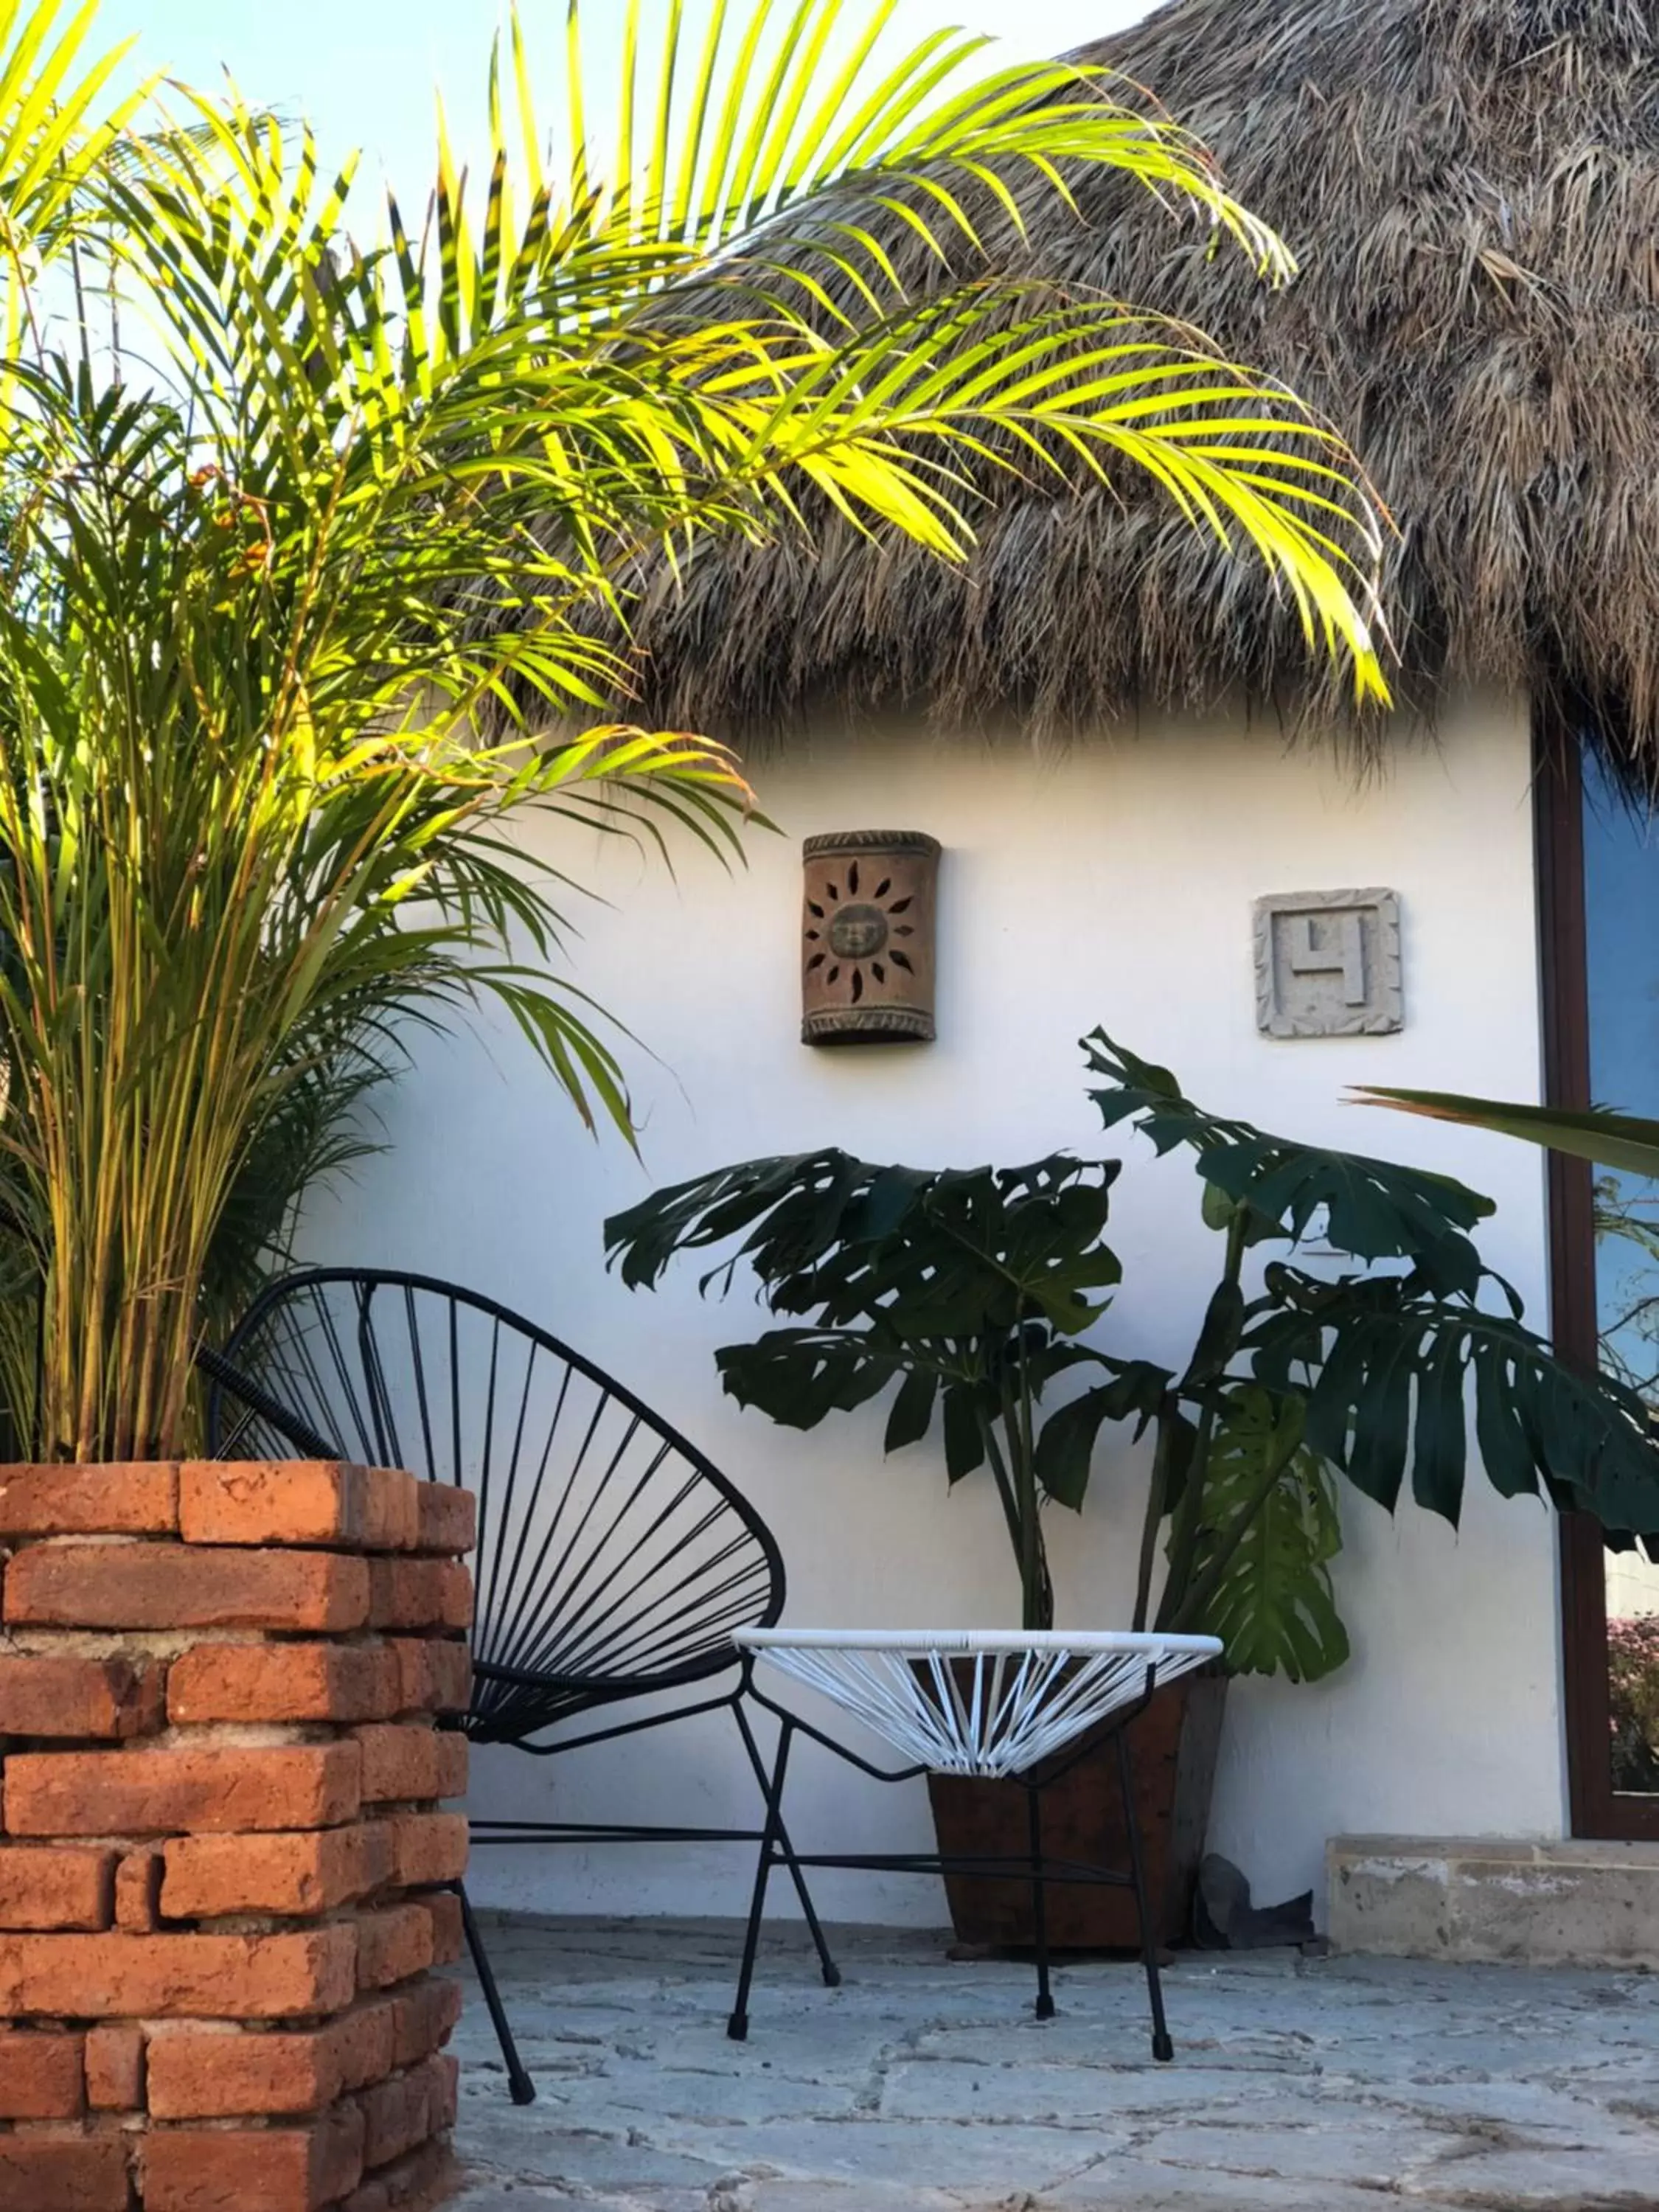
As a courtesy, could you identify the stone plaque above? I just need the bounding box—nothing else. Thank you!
[1254,888,1402,1038]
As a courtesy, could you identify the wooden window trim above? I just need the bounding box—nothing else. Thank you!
[1536,707,1659,1840]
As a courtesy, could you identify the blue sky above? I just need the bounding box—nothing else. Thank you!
[105,2,1152,201]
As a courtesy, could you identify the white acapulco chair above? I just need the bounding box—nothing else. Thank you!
[728,1628,1223,2057]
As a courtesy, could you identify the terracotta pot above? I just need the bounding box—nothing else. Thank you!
[925,1665,1228,1951]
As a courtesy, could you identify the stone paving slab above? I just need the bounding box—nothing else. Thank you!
[448,1916,1659,2211]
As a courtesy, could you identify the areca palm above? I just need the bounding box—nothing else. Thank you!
[0,0,1391,1462]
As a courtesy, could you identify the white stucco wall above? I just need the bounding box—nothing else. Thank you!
[307,693,1565,1926]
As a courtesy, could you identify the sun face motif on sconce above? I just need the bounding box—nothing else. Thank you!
[801,830,940,1045]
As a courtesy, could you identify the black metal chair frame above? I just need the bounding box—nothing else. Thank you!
[201,1269,841,2106]
[731,1658,1175,2059]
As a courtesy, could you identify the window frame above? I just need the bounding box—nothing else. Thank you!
[1537,709,1659,1841]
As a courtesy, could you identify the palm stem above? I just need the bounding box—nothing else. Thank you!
[1131,1399,1178,1634]
[1158,1214,1248,1630]
[1009,1321,1050,1632]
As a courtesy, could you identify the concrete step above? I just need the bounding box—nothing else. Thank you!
[1329,1834,1659,1968]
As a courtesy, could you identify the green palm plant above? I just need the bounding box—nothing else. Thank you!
[0,0,1393,1464]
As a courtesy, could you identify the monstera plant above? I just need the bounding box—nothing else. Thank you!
[1060,1036,1659,1674]
[605,1033,1659,1677]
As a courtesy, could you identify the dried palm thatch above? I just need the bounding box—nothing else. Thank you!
[611,0,1659,760]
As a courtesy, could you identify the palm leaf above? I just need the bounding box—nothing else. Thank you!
[1354,1088,1659,1183]
[117,2,1388,703]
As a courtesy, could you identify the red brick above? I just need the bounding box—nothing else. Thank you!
[428,2050,458,2131]
[384,1812,468,1889]
[0,2028,84,2117]
[0,1925,358,2018]
[335,2006,400,2096]
[142,2104,365,2212]
[167,1641,399,1726]
[339,2137,458,2212]
[6,1742,362,1837]
[147,2004,394,2118]
[357,2062,433,2169]
[423,1892,464,1967]
[4,1543,369,1631]
[180,1461,419,1551]
[0,2132,129,2211]
[84,2022,144,2110]
[114,1848,163,1933]
[0,1652,166,1739]
[0,1846,115,1930]
[0,1458,177,1534]
[355,1905,433,1991]
[414,1484,476,1557]
[366,1559,471,1632]
[162,1823,392,1919]
[389,1638,471,1717]
[355,2054,456,2172]
[438,1733,467,1797]
[354,1725,467,1806]
[389,1978,463,2070]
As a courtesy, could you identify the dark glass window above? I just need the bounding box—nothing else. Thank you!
[1581,754,1659,1799]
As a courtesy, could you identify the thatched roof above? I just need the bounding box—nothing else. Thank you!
[618,0,1659,757]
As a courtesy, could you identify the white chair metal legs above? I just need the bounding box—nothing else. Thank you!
[730,1629,1222,2056]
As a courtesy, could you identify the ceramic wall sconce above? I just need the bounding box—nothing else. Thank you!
[801,830,940,1045]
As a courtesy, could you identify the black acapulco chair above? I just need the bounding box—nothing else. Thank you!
[201,1266,841,2104]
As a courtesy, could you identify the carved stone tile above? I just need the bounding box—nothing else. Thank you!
[1254,888,1403,1037]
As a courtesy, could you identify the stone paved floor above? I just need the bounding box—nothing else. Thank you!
[448,1916,1659,2211]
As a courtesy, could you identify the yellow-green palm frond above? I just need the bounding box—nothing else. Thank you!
[109,1,1388,706]
[0,0,1398,1461]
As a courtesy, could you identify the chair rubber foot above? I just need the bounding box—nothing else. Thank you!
[727,2014,749,2042]
[1152,2031,1174,2064]
[509,2075,538,2106]
[821,1964,843,1988]
[1034,1994,1056,2021]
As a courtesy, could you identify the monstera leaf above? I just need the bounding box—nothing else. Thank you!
[1082,1029,1494,1293]
[605,1146,1127,1627]
[714,1321,1102,1487]
[605,1150,874,1294]
[606,1150,1121,1336]
[1176,1387,1350,1682]
[1034,1356,1180,1512]
[714,1326,901,1431]
[1248,1265,1659,1548]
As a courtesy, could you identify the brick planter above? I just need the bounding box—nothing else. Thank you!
[0,1458,474,2211]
